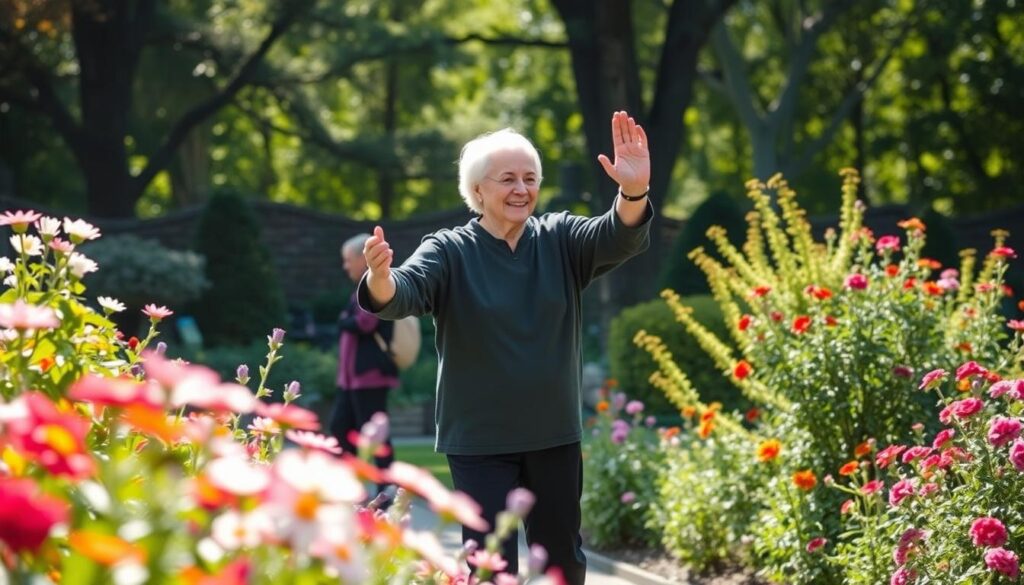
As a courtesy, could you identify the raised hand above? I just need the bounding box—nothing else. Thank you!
[597,111,650,197]
[364,225,394,281]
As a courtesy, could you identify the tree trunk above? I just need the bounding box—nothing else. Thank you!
[71,0,154,217]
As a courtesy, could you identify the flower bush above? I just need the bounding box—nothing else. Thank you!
[628,170,1019,583]
[0,209,564,585]
[581,384,663,549]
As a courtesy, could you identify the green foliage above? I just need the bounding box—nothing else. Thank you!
[581,393,663,549]
[81,234,208,308]
[920,208,960,270]
[655,433,761,571]
[608,296,745,416]
[395,354,438,407]
[659,192,749,296]
[190,190,288,346]
[182,340,337,407]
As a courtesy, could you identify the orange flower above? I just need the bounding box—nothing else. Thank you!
[734,360,753,380]
[903,277,917,290]
[606,378,619,388]
[917,258,941,270]
[596,400,609,413]
[757,439,781,462]
[885,264,900,277]
[957,341,973,354]
[698,419,714,439]
[922,281,943,296]
[839,461,860,476]
[957,378,972,392]
[792,470,817,491]
[69,531,147,566]
[1018,300,1024,312]
[700,409,717,424]
[854,440,874,458]
[662,426,681,439]
[681,406,696,418]
[898,217,926,231]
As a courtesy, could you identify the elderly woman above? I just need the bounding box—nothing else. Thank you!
[359,111,652,584]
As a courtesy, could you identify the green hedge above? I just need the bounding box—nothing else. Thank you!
[607,295,746,416]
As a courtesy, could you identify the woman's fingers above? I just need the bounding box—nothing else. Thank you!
[364,226,393,272]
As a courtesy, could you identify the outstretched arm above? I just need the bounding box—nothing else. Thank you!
[364,225,396,310]
[597,111,651,227]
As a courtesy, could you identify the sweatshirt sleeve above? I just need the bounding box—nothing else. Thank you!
[563,199,654,289]
[357,233,449,319]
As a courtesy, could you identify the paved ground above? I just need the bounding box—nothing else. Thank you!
[407,502,635,584]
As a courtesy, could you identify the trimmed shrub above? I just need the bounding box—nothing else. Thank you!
[608,295,746,416]
[191,190,288,346]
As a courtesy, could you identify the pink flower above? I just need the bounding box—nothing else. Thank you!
[1009,440,1024,472]
[4,393,95,479]
[951,397,984,419]
[984,547,1019,578]
[285,430,342,455]
[255,402,320,431]
[467,550,509,572]
[876,235,901,253]
[990,246,1018,260]
[0,300,60,330]
[901,446,933,464]
[893,528,927,565]
[890,566,916,585]
[844,273,869,290]
[68,374,164,409]
[1008,320,1024,331]
[918,369,947,390]
[0,477,69,552]
[956,361,987,381]
[142,304,174,320]
[806,537,827,554]
[876,444,907,468]
[988,416,1023,446]
[919,483,939,497]
[0,210,42,234]
[620,491,636,504]
[889,479,915,507]
[932,428,955,449]
[840,499,855,514]
[970,517,1008,548]
[61,218,101,243]
[625,400,644,415]
[939,404,954,425]
[861,480,884,495]
[989,380,1016,398]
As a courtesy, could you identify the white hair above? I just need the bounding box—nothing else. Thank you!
[341,233,371,258]
[457,128,542,215]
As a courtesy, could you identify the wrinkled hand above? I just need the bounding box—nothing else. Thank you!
[597,111,650,196]
[364,225,394,283]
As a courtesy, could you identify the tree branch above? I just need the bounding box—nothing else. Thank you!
[132,0,313,196]
[710,21,765,131]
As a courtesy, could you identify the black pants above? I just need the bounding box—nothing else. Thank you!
[446,442,586,585]
[329,387,395,484]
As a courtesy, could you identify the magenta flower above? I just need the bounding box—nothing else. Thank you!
[990,246,1017,260]
[919,482,939,497]
[285,430,342,455]
[984,548,1019,578]
[506,487,536,518]
[861,480,884,495]
[1009,440,1024,472]
[893,528,927,565]
[0,301,60,330]
[970,517,1008,548]
[989,380,1015,398]
[956,361,987,381]
[876,235,901,253]
[0,477,69,553]
[889,479,915,507]
[932,428,955,449]
[918,369,947,390]
[806,537,827,553]
[988,416,1022,446]
[844,273,869,290]
[467,550,508,572]
[890,566,916,585]
[620,491,636,504]
[950,397,984,419]
[876,444,907,468]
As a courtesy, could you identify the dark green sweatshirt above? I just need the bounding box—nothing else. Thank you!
[358,202,653,455]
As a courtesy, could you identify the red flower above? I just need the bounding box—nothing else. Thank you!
[737,314,753,332]
[903,277,917,290]
[745,407,759,422]
[839,461,859,476]
[127,336,139,350]
[990,247,1017,260]
[733,360,752,380]
[860,480,884,495]
[792,470,817,491]
[806,537,827,553]
[791,315,811,335]
[885,264,900,278]
[5,393,94,479]
[752,285,772,298]
[0,478,69,553]
[922,281,943,296]
[825,315,838,327]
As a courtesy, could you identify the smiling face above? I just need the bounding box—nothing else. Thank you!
[476,148,540,233]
